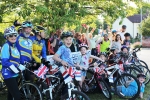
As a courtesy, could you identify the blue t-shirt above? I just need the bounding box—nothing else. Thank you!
[121,80,138,96]
[56,45,74,67]
[140,83,145,93]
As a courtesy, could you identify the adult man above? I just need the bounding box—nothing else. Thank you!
[97,34,111,52]
[16,21,33,64]
[31,26,46,65]
[118,25,127,42]
[16,21,33,80]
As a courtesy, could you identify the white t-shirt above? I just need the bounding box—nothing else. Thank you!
[111,41,122,52]
[118,32,125,42]
[79,53,91,68]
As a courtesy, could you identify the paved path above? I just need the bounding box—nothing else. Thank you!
[137,48,150,68]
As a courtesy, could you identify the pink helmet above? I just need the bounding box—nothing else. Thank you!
[79,43,88,50]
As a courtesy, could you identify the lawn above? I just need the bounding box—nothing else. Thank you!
[0,83,150,100]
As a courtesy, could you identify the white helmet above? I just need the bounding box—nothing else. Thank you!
[4,26,18,38]
[79,43,88,50]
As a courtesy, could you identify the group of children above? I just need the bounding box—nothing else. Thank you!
[52,31,146,99]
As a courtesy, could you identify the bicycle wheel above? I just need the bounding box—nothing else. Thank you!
[114,73,140,100]
[61,90,90,100]
[135,65,150,85]
[124,66,142,76]
[19,82,42,100]
[97,79,112,99]
[36,81,50,99]
[139,60,148,69]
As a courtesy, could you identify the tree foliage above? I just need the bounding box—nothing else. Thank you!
[139,16,150,36]
[0,0,146,33]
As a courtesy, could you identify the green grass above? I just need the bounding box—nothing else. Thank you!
[88,82,150,100]
[0,83,150,100]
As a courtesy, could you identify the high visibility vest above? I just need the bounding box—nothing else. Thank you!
[100,40,110,52]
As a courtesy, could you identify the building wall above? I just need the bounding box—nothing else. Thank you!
[133,23,140,38]
[112,17,138,38]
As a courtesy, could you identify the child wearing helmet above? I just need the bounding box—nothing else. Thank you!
[108,45,119,65]
[137,74,146,99]
[1,26,25,100]
[52,31,74,67]
[31,26,46,68]
[78,43,102,87]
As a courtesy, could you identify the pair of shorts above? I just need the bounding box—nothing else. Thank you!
[81,71,87,77]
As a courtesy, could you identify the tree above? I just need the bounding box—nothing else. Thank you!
[0,0,145,33]
[139,16,150,36]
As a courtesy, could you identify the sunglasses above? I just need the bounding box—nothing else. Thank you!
[8,33,18,38]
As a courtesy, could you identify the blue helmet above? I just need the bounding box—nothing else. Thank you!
[121,45,128,51]
[112,30,117,33]
[22,21,33,28]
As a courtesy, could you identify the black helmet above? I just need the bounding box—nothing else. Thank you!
[61,31,73,39]
[137,74,146,79]
[124,32,130,37]
[98,52,107,57]
[35,26,45,32]
[34,26,45,35]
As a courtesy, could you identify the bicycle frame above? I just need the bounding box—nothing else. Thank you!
[105,64,122,80]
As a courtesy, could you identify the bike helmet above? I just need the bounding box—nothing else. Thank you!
[112,30,117,33]
[4,26,18,39]
[22,21,33,28]
[99,52,107,57]
[34,25,45,35]
[79,43,88,50]
[110,45,119,52]
[124,32,130,37]
[103,34,108,37]
[137,74,146,79]
[18,27,22,32]
[61,31,73,39]
[121,45,128,51]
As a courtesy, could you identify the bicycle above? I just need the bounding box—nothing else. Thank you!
[34,63,90,100]
[104,62,140,99]
[18,62,43,100]
[77,65,112,100]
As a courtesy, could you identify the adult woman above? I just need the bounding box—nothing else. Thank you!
[111,34,122,52]
[1,26,24,100]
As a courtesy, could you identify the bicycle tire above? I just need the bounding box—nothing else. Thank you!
[114,73,140,100]
[124,66,142,77]
[36,81,50,99]
[97,79,112,99]
[135,65,150,85]
[61,90,90,100]
[139,60,148,69]
[19,82,43,100]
